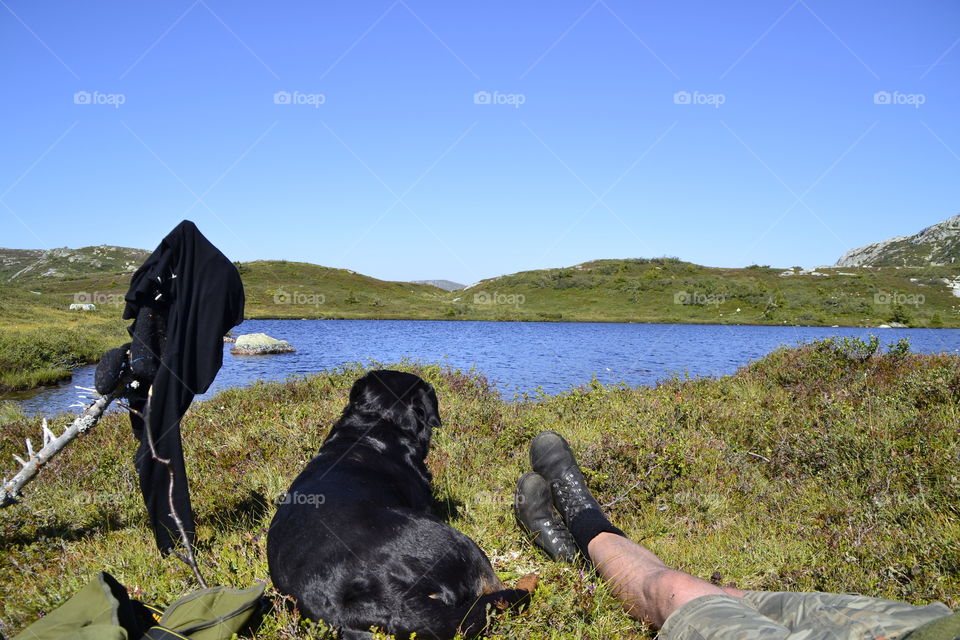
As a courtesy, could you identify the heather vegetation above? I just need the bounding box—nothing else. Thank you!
[1,338,957,638]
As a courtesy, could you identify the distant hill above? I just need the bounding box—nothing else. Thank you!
[237,260,448,318]
[0,245,150,283]
[2,248,959,329]
[410,279,464,291]
[837,213,960,267]
[444,257,958,327]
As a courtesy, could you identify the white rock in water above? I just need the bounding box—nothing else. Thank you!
[230,332,295,355]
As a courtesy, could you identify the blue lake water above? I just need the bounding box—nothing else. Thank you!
[7,319,960,417]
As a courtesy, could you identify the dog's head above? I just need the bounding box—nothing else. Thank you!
[344,370,440,457]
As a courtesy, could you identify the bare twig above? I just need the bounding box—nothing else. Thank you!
[142,386,208,588]
[1,391,117,507]
[602,468,655,509]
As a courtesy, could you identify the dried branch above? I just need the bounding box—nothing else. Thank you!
[1,391,117,508]
[602,468,655,509]
[142,386,208,588]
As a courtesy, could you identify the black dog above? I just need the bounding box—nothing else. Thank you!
[267,370,537,639]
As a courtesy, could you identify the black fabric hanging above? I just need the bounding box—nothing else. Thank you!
[123,220,245,552]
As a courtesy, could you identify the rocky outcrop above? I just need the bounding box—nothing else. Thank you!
[837,214,960,267]
[0,245,150,282]
[230,333,295,355]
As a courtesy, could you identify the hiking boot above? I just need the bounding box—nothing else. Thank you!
[529,431,606,527]
[514,472,578,562]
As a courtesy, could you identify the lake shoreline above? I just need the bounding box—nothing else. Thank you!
[243,313,938,329]
[7,319,960,415]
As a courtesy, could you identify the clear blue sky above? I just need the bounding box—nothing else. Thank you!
[1,1,958,284]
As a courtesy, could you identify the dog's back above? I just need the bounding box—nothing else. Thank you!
[267,371,535,639]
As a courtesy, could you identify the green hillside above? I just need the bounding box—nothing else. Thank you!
[0,246,146,391]
[238,260,449,319]
[0,245,150,283]
[439,258,960,328]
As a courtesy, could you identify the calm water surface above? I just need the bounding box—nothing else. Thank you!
[7,319,960,417]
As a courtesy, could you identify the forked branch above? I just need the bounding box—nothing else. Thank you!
[1,391,117,507]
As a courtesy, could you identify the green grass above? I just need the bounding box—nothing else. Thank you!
[0,287,128,391]
[1,339,957,638]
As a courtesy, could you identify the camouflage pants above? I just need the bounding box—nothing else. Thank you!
[660,591,952,640]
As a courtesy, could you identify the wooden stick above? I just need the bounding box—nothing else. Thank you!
[1,391,117,507]
[2,383,208,587]
[142,387,208,588]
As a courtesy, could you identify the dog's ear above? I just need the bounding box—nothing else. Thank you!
[411,385,441,431]
[404,384,440,455]
[348,374,371,406]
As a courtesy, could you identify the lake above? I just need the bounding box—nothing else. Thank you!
[7,319,960,417]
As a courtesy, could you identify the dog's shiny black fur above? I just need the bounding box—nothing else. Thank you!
[267,370,532,640]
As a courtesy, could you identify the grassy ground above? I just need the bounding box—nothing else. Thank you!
[1,338,957,638]
[0,286,128,391]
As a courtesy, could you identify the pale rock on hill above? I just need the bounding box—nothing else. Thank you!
[837,214,960,267]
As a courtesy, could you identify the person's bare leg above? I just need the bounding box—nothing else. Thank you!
[588,532,747,628]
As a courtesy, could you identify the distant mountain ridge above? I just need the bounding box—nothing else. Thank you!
[410,279,464,291]
[837,214,960,267]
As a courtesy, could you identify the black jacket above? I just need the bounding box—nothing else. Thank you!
[123,220,245,552]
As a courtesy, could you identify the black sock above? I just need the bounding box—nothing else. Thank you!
[568,509,625,561]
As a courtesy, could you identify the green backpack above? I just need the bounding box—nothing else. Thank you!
[904,611,960,640]
[12,572,265,640]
